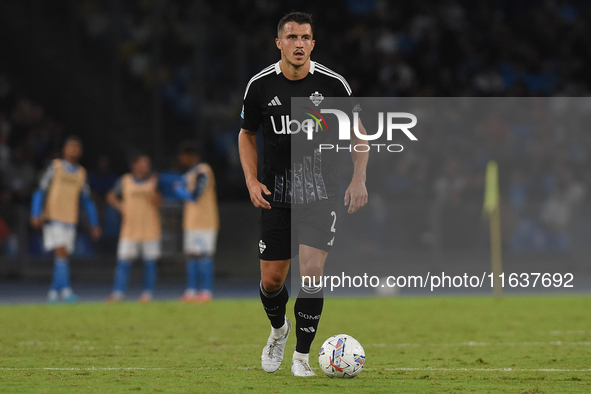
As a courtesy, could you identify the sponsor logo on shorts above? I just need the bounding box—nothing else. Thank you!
[259,240,266,254]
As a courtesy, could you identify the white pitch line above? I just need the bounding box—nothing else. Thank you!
[0,367,266,371]
[2,367,590,373]
[14,341,591,349]
[368,341,591,347]
[385,367,591,372]
[0,367,168,371]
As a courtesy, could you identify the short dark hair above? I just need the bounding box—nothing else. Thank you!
[128,150,149,166]
[178,140,201,157]
[277,12,314,38]
[64,135,82,146]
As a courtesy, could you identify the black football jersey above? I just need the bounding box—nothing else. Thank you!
[241,60,353,208]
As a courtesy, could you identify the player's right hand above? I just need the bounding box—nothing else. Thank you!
[247,180,271,209]
[30,217,43,230]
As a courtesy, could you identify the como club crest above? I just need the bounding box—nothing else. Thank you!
[309,91,324,106]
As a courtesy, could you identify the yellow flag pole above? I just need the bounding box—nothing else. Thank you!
[490,204,503,297]
[483,161,502,297]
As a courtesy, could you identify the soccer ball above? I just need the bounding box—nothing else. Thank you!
[318,334,365,378]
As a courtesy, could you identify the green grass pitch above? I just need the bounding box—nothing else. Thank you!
[1,297,590,393]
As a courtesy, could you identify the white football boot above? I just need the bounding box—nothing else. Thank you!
[261,318,291,372]
[291,359,316,377]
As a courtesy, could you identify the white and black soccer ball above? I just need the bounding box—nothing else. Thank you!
[318,334,365,378]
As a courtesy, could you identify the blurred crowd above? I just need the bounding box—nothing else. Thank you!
[78,0,591,99]
[74,0,591,192]
[1,0,590,253]
[0,73,123,253]
[0,74,62,207]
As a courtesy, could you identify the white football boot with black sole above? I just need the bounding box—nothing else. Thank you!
[261,318,291,372]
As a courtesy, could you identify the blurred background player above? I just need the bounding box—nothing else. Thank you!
[173,141,219,303]
[106,153,163,303]
[30,136,101,303]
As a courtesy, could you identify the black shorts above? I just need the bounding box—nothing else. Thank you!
[258,201,338,260]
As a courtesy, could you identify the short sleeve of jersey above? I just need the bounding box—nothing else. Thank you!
[335,78,352,98]
[38,164,55,191]
[81,181,91,197]
[241,82,262,132]
[335,75,361,116]
[183,168,196,186]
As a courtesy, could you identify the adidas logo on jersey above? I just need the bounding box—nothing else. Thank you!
[268,96,282,106]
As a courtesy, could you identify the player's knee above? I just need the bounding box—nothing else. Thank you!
[261,277,284,293]
[299,261,324,279]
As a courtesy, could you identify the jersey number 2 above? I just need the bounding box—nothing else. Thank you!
[327,211,336,246]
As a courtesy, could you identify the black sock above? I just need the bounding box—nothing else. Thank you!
[294,284,324,354]
[259,282,289,329]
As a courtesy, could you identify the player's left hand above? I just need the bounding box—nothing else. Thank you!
[344,175,368,214]
[90,226,102,240]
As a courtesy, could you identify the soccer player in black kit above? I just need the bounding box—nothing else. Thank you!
[239,12,368,376]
